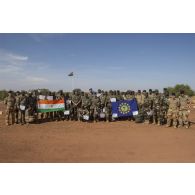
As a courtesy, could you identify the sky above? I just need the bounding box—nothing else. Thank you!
[0,33,194,92]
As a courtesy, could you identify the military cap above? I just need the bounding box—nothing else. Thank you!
[180,89,185,94]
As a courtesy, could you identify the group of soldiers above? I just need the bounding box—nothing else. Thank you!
[3,88,191,128]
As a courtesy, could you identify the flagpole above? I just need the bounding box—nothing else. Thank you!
[71,75,74,90]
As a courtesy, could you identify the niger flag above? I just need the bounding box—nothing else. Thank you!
[37,99,65,113]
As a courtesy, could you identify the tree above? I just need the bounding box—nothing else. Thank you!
[0,90,8,101]
[167,84,194,97]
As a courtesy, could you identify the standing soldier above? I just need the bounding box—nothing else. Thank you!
[116,90,123,101]
[152,90,161,125]
[125,90,133,101]
[90,94,101,122]
[159,88,169,125]
[142,92,153,124]
[15,91,21,124]
[104,91,112,122]
[99,91,107,121]
[64,92,72,121]
[166,93,180,128]
[56,90,65,121]
[19,91,27,125]
[135,90,143,110]
[148,89,154,122]
[71,90,82,121]
[4,91,15,126]
[26,91,37,124]
[78,93,91,121]
[178,90,191,128]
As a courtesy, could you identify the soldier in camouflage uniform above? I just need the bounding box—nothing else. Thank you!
[56,90,65,121]
[71,90,82,121]
[159,88,169,125]
[19,91,27,125]
[125,90,133,101]
[64,92,72,121]
[142,92,153,124]
[4,91,15,126]
[178,90,191,128]
[105,90,115,122]
[78,93,91,121]
[148,89,154,122]
[99,91,107,121]
[14,91,21,124]
[166,93,180,128]
[25,91,37,124]
[90,94,101,122]
[152,90,161,125]
[116,90,123,101]
[135,90,143,110]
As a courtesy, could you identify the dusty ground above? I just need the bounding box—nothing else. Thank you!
[0,102,195,163]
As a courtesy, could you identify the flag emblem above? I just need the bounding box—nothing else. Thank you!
[118,102,131,114]
[111,99,138,117]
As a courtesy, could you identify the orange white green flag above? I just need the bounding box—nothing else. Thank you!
[37,99,65,113]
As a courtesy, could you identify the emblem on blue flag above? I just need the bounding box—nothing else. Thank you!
[111,99,139,118]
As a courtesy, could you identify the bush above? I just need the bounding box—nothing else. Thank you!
[0,90,8,101]
[167,84,195,97]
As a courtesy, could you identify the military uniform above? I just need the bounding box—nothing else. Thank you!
[71,91,82,120]
[159,93,169,125]
[15,92,21,124]
[167,94,179,128]
[178,94,191,128]
[64,93,72,121]
[142,93,152,124]
[19,93,27,125]
[135,90,144,110]
[90,96,101,122]
[4,92,15,126]
[152,92,161,125]
[79,94,91,121]
[26,93,37,124]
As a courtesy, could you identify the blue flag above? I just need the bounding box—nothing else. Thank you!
[111,99,139,118]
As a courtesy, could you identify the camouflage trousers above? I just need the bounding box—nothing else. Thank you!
[105,106,112,121]
[167,109,178,127]
[19,110,26,124]
[142,108,152,123]
[90,108,100,121]
[178,110,189,127]
[153,108,160,124]
[5,107,15,125]
[25,108,37,123]
[15,108,20,123]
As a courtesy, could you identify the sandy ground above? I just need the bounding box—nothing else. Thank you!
[0,103,195,163]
